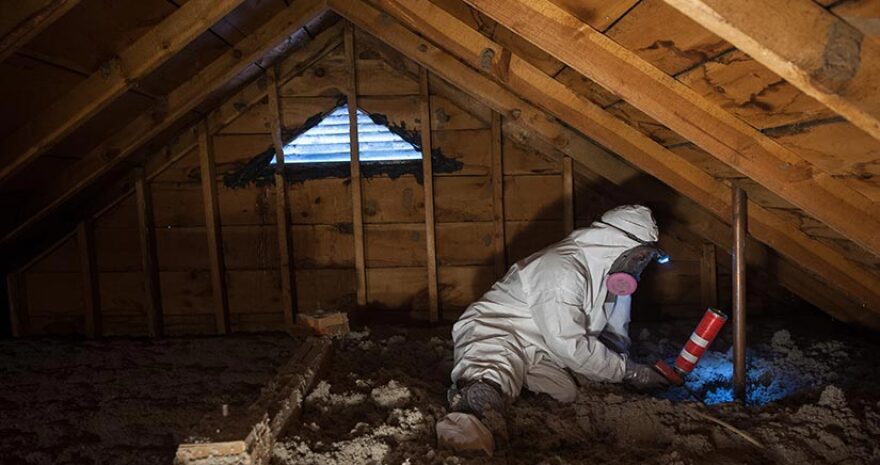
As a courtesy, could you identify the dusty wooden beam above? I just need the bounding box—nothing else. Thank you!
[329,0,880,327]
[267,66,298,330]
[0,0,80,63]
[700,242,718,309]
[198,122,230,335]
[345,24,368,308]
[1,0,326,247]
[175,337,332,465]
[6,272,29,337]
[0,0,248,185]
[76,220,101,338]
[135,172,163,338]
[420,67,440,322]
[664,0,880,142]
[562,156,574,234]
[463,0,880,259]
[491,111,506,278]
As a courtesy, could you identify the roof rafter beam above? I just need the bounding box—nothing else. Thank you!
[663,0,880,142]
[462,0,880,259]
[328,0,880,326]
[0,0,249,185]
[1,0,327,246]
[0,0,80,63]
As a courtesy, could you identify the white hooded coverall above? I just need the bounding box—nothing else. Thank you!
[450,205,659,403]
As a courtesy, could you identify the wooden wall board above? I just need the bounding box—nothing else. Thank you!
[226,269,282,314]
[361,175,425,223]
[605,0,731,75]
[436,222,495,266]
[221,225,280,270]
[434,176,493,222]
[213,134,274,167]
[365,223,427,267]
[155,227,211,271]
[218,186,277,225]
[605,101,688,146]
[25,272,82,316]
[94,194,138,228]
[295,268,357,312]
[366,267,429,310]
[94,228,141,272]
[158,270,214,315]
[151,185,206,227]
[230,312,286,332]
[289,178,353,225]
[98,271,146,316]
[547,0,640,31]
[356,50,420,97]
[505,220,566,264]
[432,128,491,176]
[152,146,200,183]
[101,314,149,337]
[503,175,565,221]
[27,315,83,336]
[438,264,495,310]
[280,45,348,97]
[502,136,561,175]
[163,313,216,335]
[677,50,835,130]
[292,224,356,269]
[554,66,620,108]
[218,99,274,135]
[359,95,488,131]
[26,236,78,272]
[279,97,346,129]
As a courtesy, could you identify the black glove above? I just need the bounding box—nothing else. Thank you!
[623,359,670,391]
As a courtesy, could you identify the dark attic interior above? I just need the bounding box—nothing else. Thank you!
[2,1,880,464]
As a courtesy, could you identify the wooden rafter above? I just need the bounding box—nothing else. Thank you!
[329,0,880,327]
[0,0,248,184]
[1,0,326,247]
[462,0,880,259]
[0,0,80,63]
[663,0,880,142]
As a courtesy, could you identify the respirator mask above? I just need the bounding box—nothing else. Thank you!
[598,221,670,296]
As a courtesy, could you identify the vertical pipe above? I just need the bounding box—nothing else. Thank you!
[732,185,747,402]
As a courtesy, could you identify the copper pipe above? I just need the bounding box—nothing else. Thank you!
[732,185,747,402]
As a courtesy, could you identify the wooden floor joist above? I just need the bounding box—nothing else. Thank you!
[462,0,880,259]
[0,0,248,185]
[267,66,299,330]
[1,0,327,247]
[419,67,440,322]
[663,0,880,142]
[345,24,368,308]
[330,0,880,327]
[197,122,230,335]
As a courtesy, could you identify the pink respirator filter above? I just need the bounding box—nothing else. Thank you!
[606,272,638,296]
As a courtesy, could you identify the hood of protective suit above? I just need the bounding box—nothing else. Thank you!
[568,205,658,305]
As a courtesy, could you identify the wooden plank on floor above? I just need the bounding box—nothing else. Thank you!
[198,121,230,335]
[135,173,163,337]
[420,67,439,322]
[174,337,333,465]
[346,24,368,307]
[76,220,101,338]
[268,66,298,329]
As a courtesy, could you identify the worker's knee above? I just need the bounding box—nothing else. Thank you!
[524,362,578,403]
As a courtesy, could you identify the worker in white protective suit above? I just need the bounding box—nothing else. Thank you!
[437,205,670,454]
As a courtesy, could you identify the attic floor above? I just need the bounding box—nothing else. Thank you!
[278,319,880,465]
[0,318,878,465]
